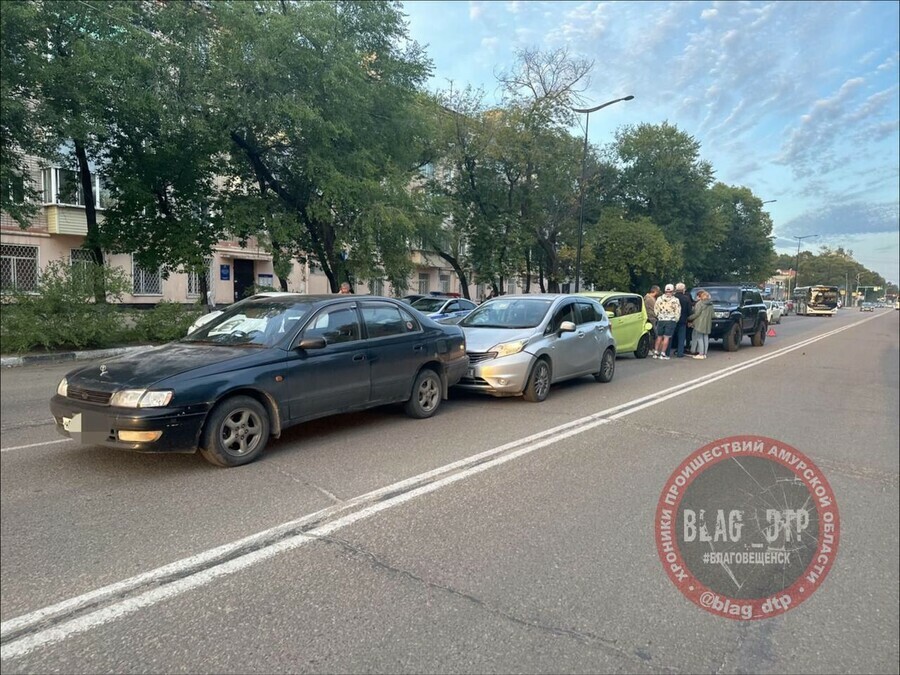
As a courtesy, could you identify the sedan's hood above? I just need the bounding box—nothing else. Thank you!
[64,343,268,389]
[462,327,537,352]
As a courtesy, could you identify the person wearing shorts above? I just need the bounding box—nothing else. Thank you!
[652,284,681,360]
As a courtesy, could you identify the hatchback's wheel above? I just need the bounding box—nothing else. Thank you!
[523,359,551,402]
[199,395,269,467]
[634,334,651,359]
[404,368,442,419]
[751,321,767,347]
[724,323,742,352]
[594,348,616,383]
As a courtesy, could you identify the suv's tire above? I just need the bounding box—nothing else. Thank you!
[634,334,651,359]
[594,348,616,382]
[724,322,742,352]
[523,359,551,402]
[751,320,767,347]
[199,395,270,467]
[404,368,442,419]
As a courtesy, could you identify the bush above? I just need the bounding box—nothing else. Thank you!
[130,301,204,344]
[0,261,132,353]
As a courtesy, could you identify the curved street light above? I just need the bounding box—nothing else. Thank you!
[573,95,635,292]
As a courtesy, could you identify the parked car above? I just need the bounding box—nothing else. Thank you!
[410,296,478,322]
[764,300,783,325]
[692,284,768,351]
[52,295,468,467]
[860,302,874,312]
[578,291,652,358]
[456,294,616,402]
[187,291,294,335]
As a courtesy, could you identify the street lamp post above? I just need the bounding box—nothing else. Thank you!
[792,233,819,296]
[573,95,634,292]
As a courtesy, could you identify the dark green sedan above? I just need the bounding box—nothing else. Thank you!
[51,295,468,467]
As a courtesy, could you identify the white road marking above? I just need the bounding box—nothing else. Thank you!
[0,439,72,453]
[0,312,887,660]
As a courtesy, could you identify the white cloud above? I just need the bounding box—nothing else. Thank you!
[506,1,522,14]
[701,8,718,20]
[469,1,483,20]
[481,36,499,50]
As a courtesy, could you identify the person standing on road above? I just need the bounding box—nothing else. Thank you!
[644,285,660,345]
[688,290,714,359]
[653,284,681,360]
[670,282,693,358]
[338,282,352,294]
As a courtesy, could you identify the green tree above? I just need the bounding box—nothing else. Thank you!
[212,0,433,292]
[700,184,775,283]
[612,122,723,281]
[582,210,679,292]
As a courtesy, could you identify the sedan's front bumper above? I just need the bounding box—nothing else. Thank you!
[50,395,209,453]
[454,351,533,396]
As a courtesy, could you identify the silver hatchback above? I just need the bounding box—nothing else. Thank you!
[456,294,617,402]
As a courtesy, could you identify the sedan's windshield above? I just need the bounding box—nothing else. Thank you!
[461,298,553,329]
[411,297,449,312]
[183,299,314,347]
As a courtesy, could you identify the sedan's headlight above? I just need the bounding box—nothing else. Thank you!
[57,378,68,397]
[110,389,174,408]
[493,340,528,357]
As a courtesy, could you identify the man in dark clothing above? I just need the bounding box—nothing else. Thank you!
[671,282,693,357]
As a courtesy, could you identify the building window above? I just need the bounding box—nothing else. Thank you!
[420,163,435,179]
[2,175,26,204]
[187,259,212,297]
[369,278,384,296]
[507,279,516,295]
[439,274,451,294]
[70,248,98,267]
[132,257,162,295]
[417,273,429,295]
[42,168,108,208]
[1,244,39,292]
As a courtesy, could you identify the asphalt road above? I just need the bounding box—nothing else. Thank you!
[1,309,898,674]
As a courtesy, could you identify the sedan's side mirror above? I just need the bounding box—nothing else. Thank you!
[559,320,576,333]
[296,336,327,350]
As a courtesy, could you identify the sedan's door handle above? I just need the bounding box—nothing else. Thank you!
[413,344,425,351]
[576,331,586,339]
[352,354,366,362]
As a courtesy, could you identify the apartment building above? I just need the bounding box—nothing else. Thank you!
[1,156,487,305]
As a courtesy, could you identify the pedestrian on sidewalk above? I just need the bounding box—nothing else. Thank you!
[652,284,681,360]
[688,290,714,359]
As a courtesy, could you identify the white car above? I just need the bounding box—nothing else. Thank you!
[764,300,783,325]
[187,292,294,335]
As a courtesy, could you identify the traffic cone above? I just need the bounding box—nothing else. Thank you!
[767,327,777,337]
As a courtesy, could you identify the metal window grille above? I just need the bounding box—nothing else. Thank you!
[417,273,429,295]
[440,274,451,294]
[132,258,162,295]
[1,245,39,292]
[187,259,212,297]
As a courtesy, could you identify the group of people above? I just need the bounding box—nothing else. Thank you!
[643,283,714,361]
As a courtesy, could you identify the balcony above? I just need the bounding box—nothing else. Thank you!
[45,205,103,236]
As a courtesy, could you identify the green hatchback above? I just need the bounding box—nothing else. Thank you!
[578,291,652,359]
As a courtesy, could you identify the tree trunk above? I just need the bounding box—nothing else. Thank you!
[435,250,471,300]
[74,138,105,303]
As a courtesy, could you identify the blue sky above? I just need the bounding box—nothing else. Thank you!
[400,0,900,282]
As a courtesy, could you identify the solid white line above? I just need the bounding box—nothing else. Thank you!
[0,312,887,660]
[0,439,72,453]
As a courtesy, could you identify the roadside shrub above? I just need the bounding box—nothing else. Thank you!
[0,261,131,353]
[131,301,204,344]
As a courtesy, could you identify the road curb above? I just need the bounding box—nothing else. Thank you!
[1,345,155,369]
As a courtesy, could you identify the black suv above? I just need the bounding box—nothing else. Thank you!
[692,284,768,351]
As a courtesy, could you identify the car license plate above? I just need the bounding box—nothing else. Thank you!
[62,414,82,433]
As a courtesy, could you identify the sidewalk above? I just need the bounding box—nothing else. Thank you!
[1,345,154,368]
